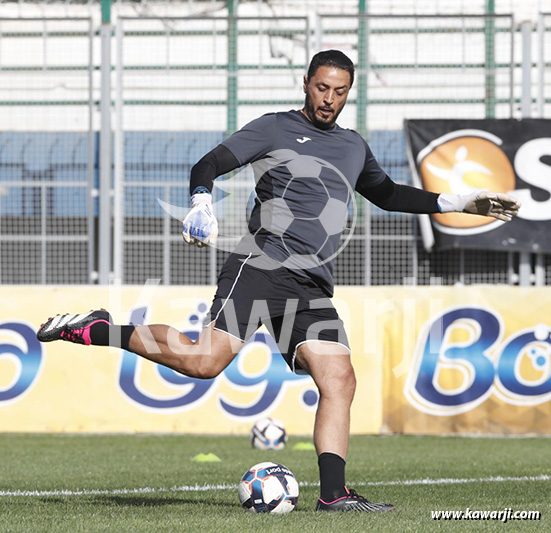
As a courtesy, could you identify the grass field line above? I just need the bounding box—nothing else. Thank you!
[2,474,550,498]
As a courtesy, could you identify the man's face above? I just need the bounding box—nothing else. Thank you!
[302,66,352,130]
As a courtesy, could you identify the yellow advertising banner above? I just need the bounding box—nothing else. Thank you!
[1,285,550,435]
[0,286,382,435]
[379,286,551,435]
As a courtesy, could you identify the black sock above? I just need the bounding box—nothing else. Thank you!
[318,452,347,501]
[90,322,135,350]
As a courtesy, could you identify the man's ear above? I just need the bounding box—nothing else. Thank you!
[303,75,308,94]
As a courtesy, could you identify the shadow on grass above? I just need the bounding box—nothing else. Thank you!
[90,495,238,508]
[35,495,315,512]
[38,497,67,504]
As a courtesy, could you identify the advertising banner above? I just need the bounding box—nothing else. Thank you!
[404,119,551,252]
[2,285,550,435]
[381,286,551,434]
[0,286,382,435]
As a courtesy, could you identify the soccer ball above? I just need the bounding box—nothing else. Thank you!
[249,149,357,271]
[250,417,287,450]
[238,461,299,513]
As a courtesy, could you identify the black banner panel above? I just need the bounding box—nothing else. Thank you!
[404,119,551,252]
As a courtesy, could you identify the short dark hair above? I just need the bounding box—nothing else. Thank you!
[306,50,355,87]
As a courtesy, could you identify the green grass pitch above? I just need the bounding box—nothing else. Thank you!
[0,434,549,532]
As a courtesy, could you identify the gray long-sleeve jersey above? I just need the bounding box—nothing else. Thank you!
[221,110,388,296]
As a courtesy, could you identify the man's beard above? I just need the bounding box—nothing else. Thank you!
[303,93,341,130]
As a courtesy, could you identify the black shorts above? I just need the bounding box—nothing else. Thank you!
[206,253,350,373]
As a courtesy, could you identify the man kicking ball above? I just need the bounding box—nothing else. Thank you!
[37,50,520,512]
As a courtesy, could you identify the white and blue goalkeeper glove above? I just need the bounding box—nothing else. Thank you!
[437,191,521,222]
[182,192,218,248]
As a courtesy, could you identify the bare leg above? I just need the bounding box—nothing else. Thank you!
[295,341,356,459]
[125,323,243,379]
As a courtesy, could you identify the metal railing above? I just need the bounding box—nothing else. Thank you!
[0,11,550,286]
[0,17,95,284]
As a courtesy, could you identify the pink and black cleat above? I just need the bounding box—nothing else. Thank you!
[37,310,112,345]
[315,487,395,512]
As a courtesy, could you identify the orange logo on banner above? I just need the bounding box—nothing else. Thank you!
[419,136,516,228]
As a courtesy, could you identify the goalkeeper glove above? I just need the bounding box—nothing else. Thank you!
[437,191,521,222]
[182,191,218,247]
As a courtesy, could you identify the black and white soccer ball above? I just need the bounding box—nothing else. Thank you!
[238,461,299,514]
[254,150,356,270]
[250,417,287,450]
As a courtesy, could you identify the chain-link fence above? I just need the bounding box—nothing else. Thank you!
[1,6,550,286]
[539,13,551,121]
[320,14,517,285]
[0,17,94,284]
[113,15,309,285]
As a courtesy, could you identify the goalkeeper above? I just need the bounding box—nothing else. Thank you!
[37,50,520,512]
